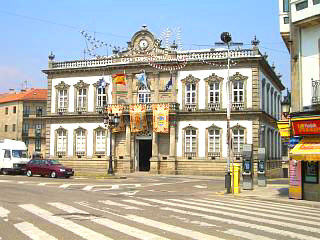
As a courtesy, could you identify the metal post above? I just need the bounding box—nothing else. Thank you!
[108,127,114,175]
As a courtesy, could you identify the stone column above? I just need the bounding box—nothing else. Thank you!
[166,116,177,174]
[150,131,159,174]
[153,72,160,102]
[169,124,176,157]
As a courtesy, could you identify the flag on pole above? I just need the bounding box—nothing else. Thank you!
[98,77,107,88]
[112,73,126,85]
[165,75,173,91]
[136,72,148,89]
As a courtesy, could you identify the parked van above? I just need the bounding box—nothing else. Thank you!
[0,139,29,175]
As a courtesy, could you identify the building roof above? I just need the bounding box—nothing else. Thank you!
[0,88,48,103]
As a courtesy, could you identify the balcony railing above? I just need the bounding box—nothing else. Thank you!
[57,151,66,156]
[232,102,244,111]
[184,152,196,158]
[105,102,180,113]
[95,106,104,113]
[208,152,220,158]
[76,107,87,113]
[23,111,46,118]
[312,79,320,104]
[185,104,197,112]
[208,102,220,111]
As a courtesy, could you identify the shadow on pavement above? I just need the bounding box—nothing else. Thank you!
[277,187,289,197]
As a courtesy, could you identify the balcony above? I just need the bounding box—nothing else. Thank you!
[184,152,196,158]
[95,106,104,114]
[23,111,46,118]
[57,151,66,157]
[185,104,197,112]
[208,152,220,159]
[105,102,180,114]
[232,102,244,111]
[312,79,320,104]
[76,107,87,113]
[208,102,220,111]
[58,107,67,114]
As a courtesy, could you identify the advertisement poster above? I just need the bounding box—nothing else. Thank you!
[292,119,320,135]
[289,160,302,199]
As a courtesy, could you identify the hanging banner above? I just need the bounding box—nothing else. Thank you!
[130,104,147,133]
[107,105,125,132]
[292,119,320,135]
[289,159,302,200]
[152,104,169,133]
[277,120,290,137]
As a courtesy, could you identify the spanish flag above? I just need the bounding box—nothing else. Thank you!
[112,73,126,85]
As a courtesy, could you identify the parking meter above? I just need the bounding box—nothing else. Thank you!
[242,144,253,190]
[257,148,267,187]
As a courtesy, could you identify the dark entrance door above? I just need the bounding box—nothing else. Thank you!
[139,140,152,171]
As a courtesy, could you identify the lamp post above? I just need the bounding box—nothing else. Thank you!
[103,111,120,175]
[215,32,243,194]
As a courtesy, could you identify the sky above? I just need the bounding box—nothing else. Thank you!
[0,0,290,93]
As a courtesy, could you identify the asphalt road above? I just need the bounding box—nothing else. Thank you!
[0,174,319,240]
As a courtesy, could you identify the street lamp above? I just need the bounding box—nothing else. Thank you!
[103,111,120,175]
[281,89,291,119]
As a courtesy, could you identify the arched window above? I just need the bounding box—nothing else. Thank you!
[183,126,198,157]
[75,128,86,156]
[232,125,246,153]
[206,124,222,158]
[138,85,151,103]
[55,127,68,156]
[94,127,106,155]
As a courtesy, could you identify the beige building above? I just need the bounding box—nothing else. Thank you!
[43,26,284,176]
[0,89,47,158]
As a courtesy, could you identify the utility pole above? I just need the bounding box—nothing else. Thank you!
[215,32,243,194]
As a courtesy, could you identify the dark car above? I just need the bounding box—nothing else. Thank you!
[25,159,74,178]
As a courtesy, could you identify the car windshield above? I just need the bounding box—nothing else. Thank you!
[12,150,28,158]
[48,160,61,165]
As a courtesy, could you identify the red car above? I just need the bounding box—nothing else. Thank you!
[26,159,74,178]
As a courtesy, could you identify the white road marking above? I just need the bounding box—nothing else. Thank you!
[59,183,86,189]
[82,185,119,191]
[99,200,139,210]
[193,198,320,224]
[193,185,208,189]
[121,199,155,207]
[14,222,58,240]
[206,198,320,218]
[170,199,320,234]
[0,180,13,183]
[0,206,9,221]
[142,198,320,240]
[119,191,139,196]
[222,229,276,240]
[19,204,112,240]
[38,183,59,186]
[48,202,88,214]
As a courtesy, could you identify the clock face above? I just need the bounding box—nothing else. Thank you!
[139,39,149,50]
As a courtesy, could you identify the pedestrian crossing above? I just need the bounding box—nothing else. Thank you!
[1,196,320,240]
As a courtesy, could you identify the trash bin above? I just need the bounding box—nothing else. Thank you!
[231,163,241,194]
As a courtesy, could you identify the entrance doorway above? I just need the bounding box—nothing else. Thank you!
[138,140,152,171]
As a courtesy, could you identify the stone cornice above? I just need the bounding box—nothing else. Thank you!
[204,73,223,83]
[229,72,248,82]
[74,80,90,89]
[55,81,70,90]
[181,74,200,84]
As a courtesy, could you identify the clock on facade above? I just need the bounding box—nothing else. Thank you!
[139,39,149,50]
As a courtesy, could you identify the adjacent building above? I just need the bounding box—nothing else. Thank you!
[0,89,47,158]
[279,0,320,201]
[43,26,284,176]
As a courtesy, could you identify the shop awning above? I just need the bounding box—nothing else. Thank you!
[277,120,290,137]
[290,137,320,161]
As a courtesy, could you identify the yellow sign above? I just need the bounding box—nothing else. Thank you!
[277,120,290,137]
[290,137,320,161]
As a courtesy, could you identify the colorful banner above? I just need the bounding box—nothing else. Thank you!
[112,73,126,85]
[152,104,169,133]
[130,104,147,133]
[289,160,302,200]
[277,120,290,137]
[290,137,320,161]
[107,105,125,132]
[292,119,320,135]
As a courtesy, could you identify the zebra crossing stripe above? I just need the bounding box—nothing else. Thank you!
[222,229,275,240]
[124,215,224,240]
[99,200,140,210]
[121,199,155,207]
[142,198,320,240]
[192,199,320,224]
[49,202,171,240]
[77,201,224,240]
[14,222,58,240]
[19,204,112,240]
[169,199,320,234]
[0,206,9,219]
[206,198,320,219]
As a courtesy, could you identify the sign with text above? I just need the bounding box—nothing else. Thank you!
[289,160,302,200]
[292,119,320,135]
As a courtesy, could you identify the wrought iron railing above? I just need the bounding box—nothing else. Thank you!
[312,79,320,104]
[184,152,196,157]
[185,104,197,112]
[232,102,244,110]
[58,107,67,114]
[208,102,220,111]
[208,152,220,157]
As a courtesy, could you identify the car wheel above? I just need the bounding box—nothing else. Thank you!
[50,171,57,178]
[65,175,70,179]
[26,170,32,177]
[1,169,8,175]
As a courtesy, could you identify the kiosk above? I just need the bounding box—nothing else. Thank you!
[257,147,267,187]
[242,144,253,190]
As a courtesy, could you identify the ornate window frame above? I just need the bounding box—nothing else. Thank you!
[73,127,87,157]
[93,80,109,113]
[182,125,198,158]
[54,127,68,157]
[229,72,248,111]
[93,126,107,156]
[231,124,247,157]
[74,80,90,113]
[205,124,222,159]
[55,81,70,114]
[181,74,200,111]
[204,73,223,111]
[138,85,151,103]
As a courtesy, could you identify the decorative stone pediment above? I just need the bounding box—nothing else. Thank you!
[75,127,86,132]
[229,72,248,82]
[74,80,89,89]
[206,123,221,130]
[94,126,105,131]
[204,73,223,83]
[182,124,197,130]
[181,74,200,84]
[57,126,67,132]
[93,79,109,88]
[231,123,245,130]
[55,81,70,90]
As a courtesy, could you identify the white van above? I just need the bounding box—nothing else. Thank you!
[0,139,29,175]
